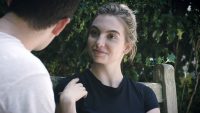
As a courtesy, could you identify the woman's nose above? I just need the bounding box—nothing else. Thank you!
[96,36,105,47]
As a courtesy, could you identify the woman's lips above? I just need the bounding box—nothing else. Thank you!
[93,49,107,56]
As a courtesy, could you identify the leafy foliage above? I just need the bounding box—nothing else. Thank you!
[0,0,199,113]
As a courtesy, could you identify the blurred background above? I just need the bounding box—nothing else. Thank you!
[0,0,199,113]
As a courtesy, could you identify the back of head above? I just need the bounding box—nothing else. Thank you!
[8,0,81,30]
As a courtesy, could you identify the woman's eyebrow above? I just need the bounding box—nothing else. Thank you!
[90,25,120,35]
[90,25,99,30]
[107,30,120,35]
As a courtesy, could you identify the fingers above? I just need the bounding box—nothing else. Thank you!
[64,78,82,89]
[76,83,83,87]
[61,78,88,102]
[67,78,79,85]
[83,90,88,98]
[67,78,84,87]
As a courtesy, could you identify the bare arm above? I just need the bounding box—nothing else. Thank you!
[147,108,160,113]
[58,78,88,113]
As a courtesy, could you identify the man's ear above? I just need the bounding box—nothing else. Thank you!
[52,18,70,36]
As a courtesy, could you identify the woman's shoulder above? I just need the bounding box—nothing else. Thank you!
[53,70,89,103]
[74,69,92,84]
[125,77,154,93]
[125,77,159,110]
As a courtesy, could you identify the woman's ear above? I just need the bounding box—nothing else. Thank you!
[124,43,132,54]
[52,18,71,36]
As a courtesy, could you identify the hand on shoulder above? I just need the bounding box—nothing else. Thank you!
[60,78,88,104]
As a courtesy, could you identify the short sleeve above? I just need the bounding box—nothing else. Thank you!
[143,86,159,112]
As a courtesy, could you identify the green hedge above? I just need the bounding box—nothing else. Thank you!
[1,0,199,113]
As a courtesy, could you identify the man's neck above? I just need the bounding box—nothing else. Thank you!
[0,13,48,51]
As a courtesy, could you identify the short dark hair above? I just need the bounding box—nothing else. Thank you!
[8,0,81,30]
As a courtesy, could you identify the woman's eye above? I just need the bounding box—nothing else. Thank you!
[89,29,99,38]
[107,33,117,40]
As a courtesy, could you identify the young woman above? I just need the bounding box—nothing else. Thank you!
[56,2,160,113]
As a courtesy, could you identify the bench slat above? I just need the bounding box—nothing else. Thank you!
[141,82,163,103]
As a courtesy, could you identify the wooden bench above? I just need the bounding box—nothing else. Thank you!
[51,64,178,113]
[141,64,178,113]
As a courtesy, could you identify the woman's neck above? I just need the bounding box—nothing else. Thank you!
[90,63,123,88]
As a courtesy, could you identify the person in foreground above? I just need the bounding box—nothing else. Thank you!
[0,0,80,113]
[56,2,160,113]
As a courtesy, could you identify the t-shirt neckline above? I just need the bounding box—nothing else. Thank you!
[86,69,126,93]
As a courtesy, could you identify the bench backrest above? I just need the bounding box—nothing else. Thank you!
[51,64,178,113]
[141,64,178,113]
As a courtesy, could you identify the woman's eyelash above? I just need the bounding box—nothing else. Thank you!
[107,33,117,39]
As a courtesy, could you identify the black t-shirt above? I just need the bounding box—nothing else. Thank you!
[54,69,159,113]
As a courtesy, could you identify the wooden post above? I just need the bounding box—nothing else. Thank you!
[153,64,178,113]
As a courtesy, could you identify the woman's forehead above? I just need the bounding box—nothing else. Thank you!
[92,15,125,33]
